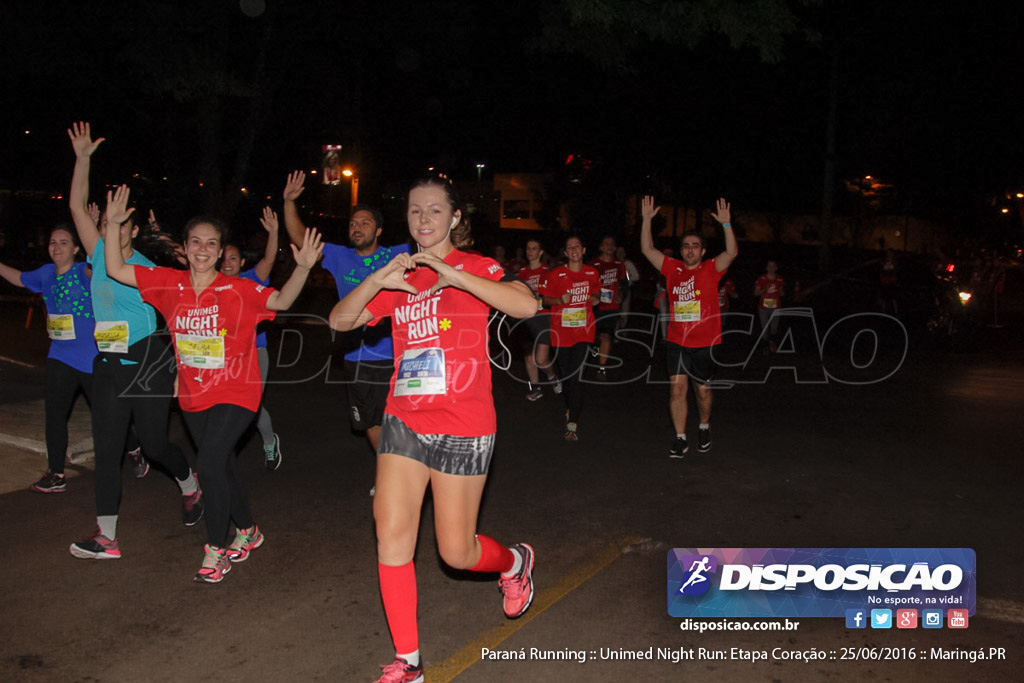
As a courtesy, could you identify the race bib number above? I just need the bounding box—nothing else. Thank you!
[394,348,446,396]
[47,314,76,340]
[175,333,225,369]
[561,307,587,328]
[673,300,701,323]
[94,320,130,353]
[763,298,778,309]
[600,288,614,304]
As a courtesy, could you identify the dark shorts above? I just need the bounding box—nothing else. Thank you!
[522,313,552,347]
[666,342,716,385]
[344,359,393,431]
[378,413,495,476]
[595,309,619,336]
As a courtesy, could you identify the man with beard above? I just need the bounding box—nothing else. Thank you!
[283,172,410,492]
[640,195,737,458]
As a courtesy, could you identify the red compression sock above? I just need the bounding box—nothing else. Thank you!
[470,534,515,574]
[378,561,418,654]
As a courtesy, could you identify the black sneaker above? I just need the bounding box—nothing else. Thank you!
[669,437,688,458]
[128,447,149,479]
[264,433,283,471]
[525,388,543,402]
[31,471,67,493]
[697,427,712,452]
[595,367,608,382]
[182,475,204,526]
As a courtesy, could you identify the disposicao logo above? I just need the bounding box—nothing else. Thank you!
[667,548,976,619]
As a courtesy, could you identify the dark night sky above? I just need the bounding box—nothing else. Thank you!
[1,0,1021,234]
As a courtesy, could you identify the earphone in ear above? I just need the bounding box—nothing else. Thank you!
[450,216,459,229]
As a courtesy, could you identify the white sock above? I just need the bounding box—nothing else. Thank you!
[676,433,686,440]
[699,423,710,430]
[98,515,118,540]
[397,650,420,667]
[177,470,198,495]
[502,547,524,578]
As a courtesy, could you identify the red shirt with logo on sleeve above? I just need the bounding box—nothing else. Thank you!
[365,249,504,437]
[517,264,549,313]
[589,258,627,311]
[134,266,275,413]
[661,257,725,348]
[755,275,784,310]
[541,264,600,347]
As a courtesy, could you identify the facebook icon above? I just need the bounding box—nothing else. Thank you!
[845,609,867,629]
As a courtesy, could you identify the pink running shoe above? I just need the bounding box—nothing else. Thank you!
[374,657,424,683]
[499,543,535,618]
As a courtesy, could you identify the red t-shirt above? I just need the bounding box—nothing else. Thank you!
[661,257,725,348]
[135,266,275,412]
[755,275,784,310]
[366,250,503,437]
[589,258,627,311]
[718,279,737,312]
[541,264,600,347]
[517,264,549,313]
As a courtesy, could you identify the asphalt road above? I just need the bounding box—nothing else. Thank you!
[1,295,1022,682]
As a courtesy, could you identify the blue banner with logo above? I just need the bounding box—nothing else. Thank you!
[667,548,975,618]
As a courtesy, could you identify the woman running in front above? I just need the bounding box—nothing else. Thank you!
[0,225,96,493]
[102,185,323,583]
[329,173,538,683]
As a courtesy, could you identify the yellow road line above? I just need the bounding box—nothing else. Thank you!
[427,537,642,682]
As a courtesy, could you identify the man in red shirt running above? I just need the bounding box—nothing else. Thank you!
[640,196,737,458]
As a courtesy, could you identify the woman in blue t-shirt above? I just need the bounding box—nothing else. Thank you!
[0,225,95,493]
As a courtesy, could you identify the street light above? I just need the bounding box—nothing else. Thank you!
[342,168,358,207]
[476,163,485,183]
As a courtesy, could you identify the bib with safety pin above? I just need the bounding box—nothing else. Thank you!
[394,348,446,396]
[599,287,614,304]
[175,333,225,369]
[673,300,701,323]
[47,314,76,340]
[94,320,130,353]
[561,306,587,328]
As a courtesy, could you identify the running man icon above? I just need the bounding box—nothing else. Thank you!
[678,556,713,594]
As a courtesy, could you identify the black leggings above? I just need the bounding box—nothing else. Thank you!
[44,359,93,474]
[182,404,256,548]
[553,342,590,424]
[91,339,190,517]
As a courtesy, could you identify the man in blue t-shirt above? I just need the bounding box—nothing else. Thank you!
[283,171,409,491]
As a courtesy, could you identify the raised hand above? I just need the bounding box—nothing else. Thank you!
[291,228,323,270]
[87,202,101,226]
[710,198,731,226]
[260,206,279,233]
[68,121,104,158]
[283,171,306,202]
[642,195,660,221]
[105,185,135,227]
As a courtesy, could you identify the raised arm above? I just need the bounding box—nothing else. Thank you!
[103,186,138,288]
[252,206,280,282]
[0,261,25,288]
[266,228,324,311]
[639,195,665,272]
[710,198,738,272]
[328,253,418,331]
[282,171,309,248]
[68,122,105,256]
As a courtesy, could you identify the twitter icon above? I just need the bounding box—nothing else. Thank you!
[870,609,892,629]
